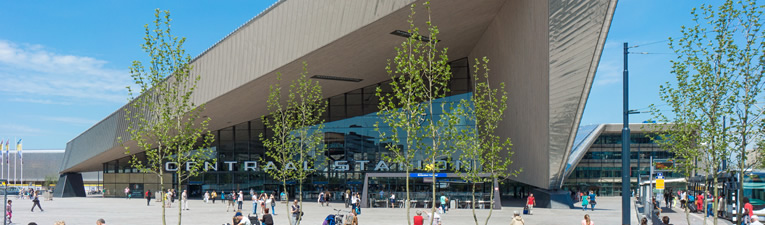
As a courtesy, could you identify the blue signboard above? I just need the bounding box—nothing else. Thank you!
[410,173,446,178]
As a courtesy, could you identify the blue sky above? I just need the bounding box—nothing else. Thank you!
[0,0,715,149]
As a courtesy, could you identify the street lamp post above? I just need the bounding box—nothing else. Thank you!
[621,42,631,225]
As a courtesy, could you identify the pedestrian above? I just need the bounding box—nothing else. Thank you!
[318,191,325,206]
[509,211,524,225]
[581,195,589,211]
[260,208,274,225]
[5,200,11,224]
[717,194,726,218]
[581,214,593,225]
[745,197,754,222]
[752,216,764,225]
[351,193,358,212]
[268,194,276,215]
[204,191,210,204]
[31,191,43,212]
[389,193,396,208]
[260,193,267,215]
[251,192,259,215]
[423,209,441,225]
[290,200,301,225]
[124,186,130,199]
[439,194,447,214]
[526,193,535,215]
[221,191,227,204]
[680,191,687,209]
[96,218,107,225]
[705,191,714,217]
[235,211,252,225]
[348,208,359,225]
[170,189,176,203]
[227,192,235,212]
[145,190,152,206]
[355,193,362,214]
[182,190,189,210]
[325,191,332,207]
[212,190,217,204]
[345,190,351,208]
[238,190,244,210]
[588,191,596,211]
[165,189,172,208]
[696,192,703,213]
[413,210,424,225]
[661,216,672,225]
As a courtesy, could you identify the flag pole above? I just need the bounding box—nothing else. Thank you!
[13,137,16,186]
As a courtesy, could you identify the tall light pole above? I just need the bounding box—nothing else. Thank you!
[621,42,631,225]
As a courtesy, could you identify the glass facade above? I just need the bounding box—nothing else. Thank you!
[100,58,536,203]
[563,133,681,196]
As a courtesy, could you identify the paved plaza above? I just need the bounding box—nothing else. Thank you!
[0,196,740,225]
[0,196,629,225]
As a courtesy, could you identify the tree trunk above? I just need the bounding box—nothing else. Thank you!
[472,182,478,225]
[160,173,166,225]
[284,180,291,225]
[484,179,495,225]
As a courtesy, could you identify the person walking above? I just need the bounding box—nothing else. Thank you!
[588,191,596,211]
[124,186,130,199]
[268,194,276,215]
[439,194,447,214]
[389,193,396,208]
[238,190,244,210]
[164,189,171,208]
[145,190,152,206]
[253,193,260,215]
[212,190,217,204]
[31,191,43,212]
[182,190,189,210]
[6,200,12,224]
[344,190,350,208]
[509,211,524,225]
[290,200,301,225]
[581,195,589,211]
[581,214,593,225]
[227,192,236,212]
[526,193,536,215]
[204,191,209,204]
[260,208,274,225]
[325,191,332,207]
[351,193,358,212]
[318,191,325,207]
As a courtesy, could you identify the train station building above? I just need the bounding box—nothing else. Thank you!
[55,0,618,208]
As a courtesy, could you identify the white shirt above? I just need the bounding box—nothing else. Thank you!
[238,216,252,225]
[351,196,358,204]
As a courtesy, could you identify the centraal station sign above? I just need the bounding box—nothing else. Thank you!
[164,159,474,172]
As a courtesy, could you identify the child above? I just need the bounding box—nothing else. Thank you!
[581,196,589,211]
[6,200,11,223]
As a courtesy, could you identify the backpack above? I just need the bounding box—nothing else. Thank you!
[688,195,695,201]
[324,215,336,225]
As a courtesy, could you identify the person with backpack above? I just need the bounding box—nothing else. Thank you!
[260,208,274,225]
[145,190,152,206]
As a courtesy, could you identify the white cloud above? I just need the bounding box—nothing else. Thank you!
[39,116,98,125]
[0,124,44,137]
[594,61,620,86]
[8,98,71,105]
[0,40,130,103]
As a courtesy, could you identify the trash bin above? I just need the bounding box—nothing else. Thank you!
[450,200,456,209]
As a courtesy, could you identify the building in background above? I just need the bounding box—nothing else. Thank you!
[562,123,682,196]
[0,150,102,190]
[56,0,618,208]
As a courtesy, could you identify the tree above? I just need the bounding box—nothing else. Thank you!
[452,57,519,225]
[654,1,765,224]
[122,9,215,225]
[375,2,458,225]
[261,62,326,225]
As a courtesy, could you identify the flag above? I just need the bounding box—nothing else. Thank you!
[16,139,22,165]
[4,140,8,164]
